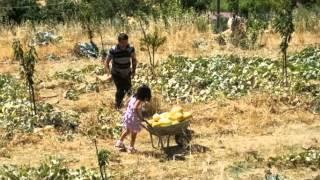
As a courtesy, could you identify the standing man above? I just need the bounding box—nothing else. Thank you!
[103,33,137,109]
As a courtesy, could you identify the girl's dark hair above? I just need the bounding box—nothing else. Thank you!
[118,33,129,41]
[135,85,152,101]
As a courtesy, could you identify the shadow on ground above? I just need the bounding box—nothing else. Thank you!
[140,144,210,161]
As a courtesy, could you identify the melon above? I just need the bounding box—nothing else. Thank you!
[183,112,192,120]
[171,106,183,113]
[171,120,180,125]
[160,122,172,127]
[152,113,161,122]
[160,112,168,118]
[147,119,154,124]
[161,112,175,119]
[159,117,172,127]
[170,112,184,121]
[152,121,161,127]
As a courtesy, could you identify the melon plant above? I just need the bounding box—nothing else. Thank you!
[0,157,100,179]
[0,75,79,137]
[133,47,320,102]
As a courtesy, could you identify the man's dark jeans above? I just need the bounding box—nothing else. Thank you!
[112,73,132,108]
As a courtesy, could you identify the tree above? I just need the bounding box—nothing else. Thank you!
[216,0,221,32]
[0,0,41,25]
[180,0,211,11]
[12,40,38,115]
[243,0,276,48]
[273,0,295,86]
[139,27,167,76]
[41,0,78,24]
[227,0,240,15]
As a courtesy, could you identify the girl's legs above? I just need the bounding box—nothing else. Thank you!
[130,132,137,148]
[127,132,138,153]
[116,129,130,148]
[120,129,130,142]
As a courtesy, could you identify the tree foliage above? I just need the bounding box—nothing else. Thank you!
[12,40,38,115]
[273,0,295,86]
[0,0,318,26]
[0,0,40,24]
[140,28,167,75]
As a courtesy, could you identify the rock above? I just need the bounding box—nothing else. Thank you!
[291,97,300,106]
[73,41,99,58]
[96,74,112,83]
[33,128,43,134]
[44,125,54,131]
[40,81,59,89]
[32,31,62,46]
[0,148,10,158]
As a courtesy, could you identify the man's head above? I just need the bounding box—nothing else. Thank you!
[118,33,129,48]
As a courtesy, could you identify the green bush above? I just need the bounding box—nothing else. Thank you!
[0,75,79,137]
[195,16,209,33]
[212,16,229,33]
[294,5,320,33]
[0,157,100,179]
[134,47,320,102]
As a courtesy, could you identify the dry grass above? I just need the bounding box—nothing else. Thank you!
[0,79,319,179]
[0,22,320,179]
[1,22,320,64]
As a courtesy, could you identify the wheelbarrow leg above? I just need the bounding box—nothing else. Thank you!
[167,135,170,147]
[159,137,164,150]
[150,133,157,149]
[157,136,161,147]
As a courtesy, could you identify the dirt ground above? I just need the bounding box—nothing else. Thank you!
[0,24,320,179]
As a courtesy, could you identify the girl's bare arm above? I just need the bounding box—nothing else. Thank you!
[134,100,144,121]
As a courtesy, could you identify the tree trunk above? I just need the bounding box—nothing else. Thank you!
[284,49,288,87]
[30,84,37,115]
[152,46,155,75]
[216,0,221,32]
[236,0,240,15]
[138,19,153,74]
[27,82,34,114]
[98,26,104,51]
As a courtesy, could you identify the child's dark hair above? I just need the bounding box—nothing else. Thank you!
[135,85,151,101]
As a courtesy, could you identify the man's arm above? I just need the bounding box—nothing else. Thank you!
[105,57,112,75]
[103,49,113,75]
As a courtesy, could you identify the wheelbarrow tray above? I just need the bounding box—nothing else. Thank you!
[144,120,190,136]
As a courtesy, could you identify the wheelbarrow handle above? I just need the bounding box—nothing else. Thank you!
[140,119,152,129]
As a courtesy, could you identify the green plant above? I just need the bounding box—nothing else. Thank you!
[139,26,167,76]
[229,19,247,49]
[194,16,209,33]
[64,82,99,101]
[82,108,122,140]
[273,0,295,86]
[0,157,99,179]
[94,139,111,180]
[64,88,80,101]
[0,75,79,137]
[0,0,41,25]
[294,5,320,33]
[133,47,320,102]
[268,148,320,169]
[12,40,38,115]
[53,69,85,83]
[246,13,269,49]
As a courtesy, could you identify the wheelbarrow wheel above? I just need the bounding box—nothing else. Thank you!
[175,129,192,149]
